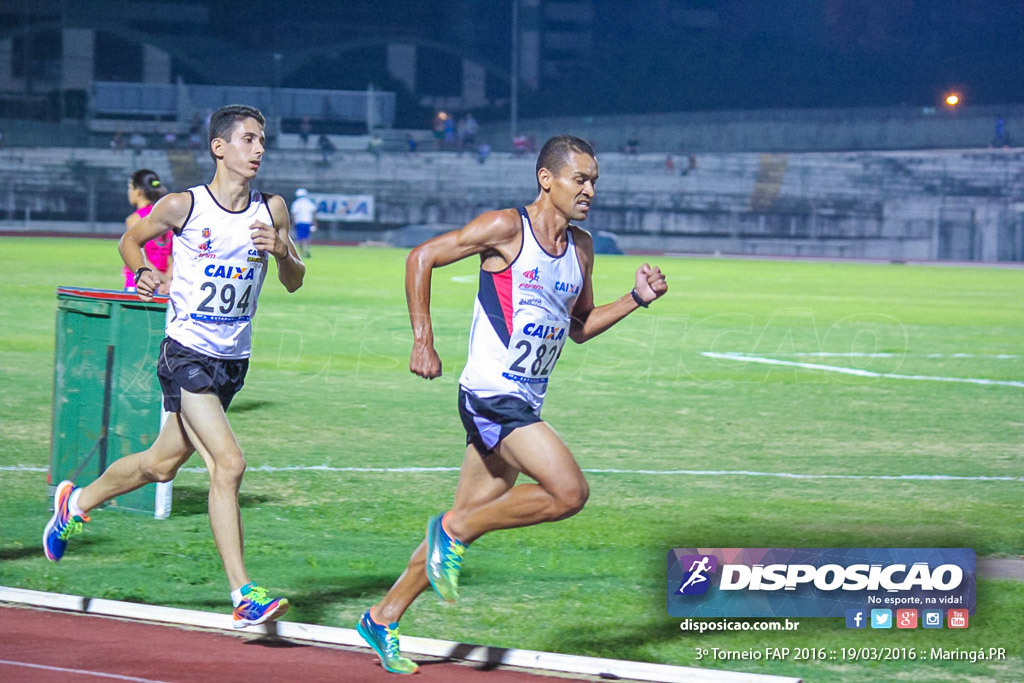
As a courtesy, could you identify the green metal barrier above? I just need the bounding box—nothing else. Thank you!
[50,286,171,516]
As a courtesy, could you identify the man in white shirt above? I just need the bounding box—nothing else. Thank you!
[290,188,318,257]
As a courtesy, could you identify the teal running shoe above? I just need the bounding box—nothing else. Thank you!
[425,512,467,603]
[357,610,419,674]
[43,480,89,562]
[232,583,289,629]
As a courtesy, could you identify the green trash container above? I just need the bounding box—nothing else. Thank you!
[49,286,171,517]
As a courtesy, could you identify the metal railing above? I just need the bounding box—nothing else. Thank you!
[91,82,396,126]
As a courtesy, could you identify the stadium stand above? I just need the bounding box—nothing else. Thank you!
[2,145,1022,262]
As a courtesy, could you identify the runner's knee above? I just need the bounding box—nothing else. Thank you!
[139,447,190,483]
[210,452,246,484]
[551,479,589,519]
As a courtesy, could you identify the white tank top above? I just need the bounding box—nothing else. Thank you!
[459,207,585,411]
[165,185,271,359]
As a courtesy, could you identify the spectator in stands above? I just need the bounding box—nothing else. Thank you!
[682,153,698,176]
[664,155,675,174]
[992,115,1009,147]
[111,130,126,152]
[407,134,419,155]
[462,113,478,152]
[432,112,446,150]
[456,115,467,155]
[290,188,318,258]
[129,133,146,155]
[300,116,312,147]
[164,131,178,149]
[623,138,639,154]
[122,169,172,294]
[367,134,384,163]
[188,114,203,149]
[318,133,336,164]
[443,114,456,151]
[512,135,528,157]
[477,142,491,165]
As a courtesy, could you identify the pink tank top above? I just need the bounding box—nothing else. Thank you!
[123,205,173,288]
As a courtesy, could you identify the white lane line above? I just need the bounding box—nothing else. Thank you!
[788,352,899,357]
[783,352,1018,358]
[0,659,170,683]
[703,351,1024,388]
[585,469,1024,482]
[7,465,1020,482]
[0,587,796,683]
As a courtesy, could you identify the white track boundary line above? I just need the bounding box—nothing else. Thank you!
[703,352,1024,388]
[4,465,1021,482]
[0,659,170,683]
[783,352,1018,359]
[0,586,798,683]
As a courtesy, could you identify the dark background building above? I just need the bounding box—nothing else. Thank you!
[2,0,1023,125]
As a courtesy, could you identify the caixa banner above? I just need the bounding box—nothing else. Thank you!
[667,548,975,618]
[309,194,374,222]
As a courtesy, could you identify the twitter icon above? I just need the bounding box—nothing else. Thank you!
[871,609,892,629]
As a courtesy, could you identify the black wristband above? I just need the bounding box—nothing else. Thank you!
[135,267,153,282]
[630,288,649,308]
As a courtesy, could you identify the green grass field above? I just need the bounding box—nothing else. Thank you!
[1,236,1022,681]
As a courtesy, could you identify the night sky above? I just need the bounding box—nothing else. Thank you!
[6,0,1024,120]
[201,0,1024,117]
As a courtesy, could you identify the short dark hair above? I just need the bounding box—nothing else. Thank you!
[536,135,596,180]
[130,168,168,203]
[208,104,265,161]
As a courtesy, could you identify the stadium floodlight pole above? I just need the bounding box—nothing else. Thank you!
[510,0,519,146]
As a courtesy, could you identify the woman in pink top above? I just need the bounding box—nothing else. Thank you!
[122,169,172,292]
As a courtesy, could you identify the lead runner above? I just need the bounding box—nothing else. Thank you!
[43,104,305,628]
[357,134,668,673]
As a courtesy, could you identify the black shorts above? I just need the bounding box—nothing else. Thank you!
[458,386,542,455]
[157,337,248,413]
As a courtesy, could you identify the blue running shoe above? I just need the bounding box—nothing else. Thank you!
[232,583,290,629]
[43,480,89,562]
[356,609,419,674]
[425,512,467,603]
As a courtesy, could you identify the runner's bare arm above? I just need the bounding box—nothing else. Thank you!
[119,192,191,301]
[254,194,305,292]
[569,228,667,343]
[406,209,522,379]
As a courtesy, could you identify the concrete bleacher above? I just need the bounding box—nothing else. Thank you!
[2,143,1022,262]
[0,147,174,226]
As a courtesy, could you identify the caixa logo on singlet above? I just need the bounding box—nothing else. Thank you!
[555,281,579,294]
[521,322,565,341]
[204,264,257,280]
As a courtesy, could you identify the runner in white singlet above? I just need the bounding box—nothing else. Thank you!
[44,105,305,630]
[357,135,668,674]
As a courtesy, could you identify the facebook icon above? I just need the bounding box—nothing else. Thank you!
[845,609,866,629]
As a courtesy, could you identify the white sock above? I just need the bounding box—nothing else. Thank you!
[68,489,86,519]
[230,583,251,607]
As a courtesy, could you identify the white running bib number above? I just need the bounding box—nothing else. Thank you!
[189,260,262,323]
[502,319,568,384]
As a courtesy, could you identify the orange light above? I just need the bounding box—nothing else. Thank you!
[945,93,960,106]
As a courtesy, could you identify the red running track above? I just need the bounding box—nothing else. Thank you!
[0,606,588,682]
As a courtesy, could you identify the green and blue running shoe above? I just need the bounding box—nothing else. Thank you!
[232,583,289,629]
[43,480,89,562]
[356,609,419,674]
[425,512,467,603]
